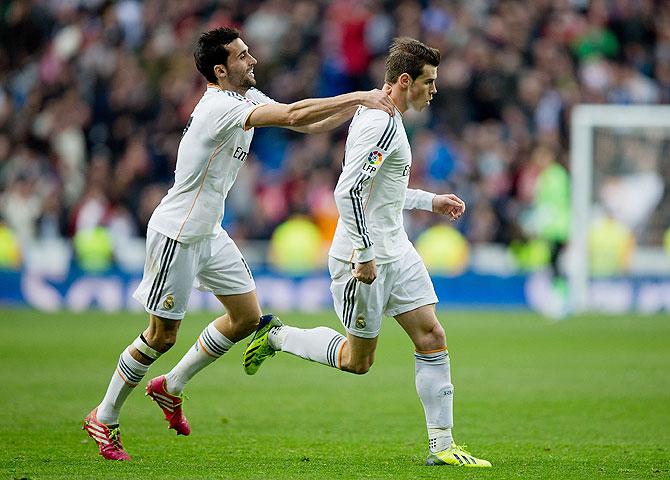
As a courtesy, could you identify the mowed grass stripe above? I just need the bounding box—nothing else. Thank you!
[0,310,669,479]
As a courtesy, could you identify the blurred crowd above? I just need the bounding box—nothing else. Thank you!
[1,0,669,269]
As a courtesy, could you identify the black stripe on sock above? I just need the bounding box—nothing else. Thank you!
[327,336,342,367]
[326,337,334,367]
[201,329,227,356]
[414,352,448,363]
[118,357,142,384]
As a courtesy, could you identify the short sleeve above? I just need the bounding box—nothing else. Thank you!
[207,91,263,140]
[245,87,277,104]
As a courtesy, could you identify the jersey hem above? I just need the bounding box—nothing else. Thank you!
[242,103,265,131]
[143,306,185,320]
[328,252,404,266]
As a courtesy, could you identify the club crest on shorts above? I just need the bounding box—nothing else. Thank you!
[163,294,175,310]
[355,314,366,329]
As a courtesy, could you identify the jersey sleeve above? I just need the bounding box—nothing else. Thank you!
[333,111,399,263]
[245,87,277,104]
[404,188,435,211]
[207,92,264,140]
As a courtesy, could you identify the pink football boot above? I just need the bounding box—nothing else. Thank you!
[146,376,191,436]
[82,408,131,460]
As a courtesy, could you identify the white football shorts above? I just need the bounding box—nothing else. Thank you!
[133,228,255,320]
[329,246,438,339]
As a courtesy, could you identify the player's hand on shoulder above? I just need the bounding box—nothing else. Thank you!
[352,259,377,284]
[432,194,466,221]
[360,89,395,117]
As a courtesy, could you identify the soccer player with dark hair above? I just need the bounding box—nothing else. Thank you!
[82,27,394,461]
[244,38,491,468]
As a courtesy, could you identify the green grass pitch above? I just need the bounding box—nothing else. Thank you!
[1,309,669,479]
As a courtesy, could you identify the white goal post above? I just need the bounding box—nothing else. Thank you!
[569,104,670,313]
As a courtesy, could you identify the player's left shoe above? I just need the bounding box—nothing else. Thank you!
[243,314,282,375]
[146,375,191,436]
[425,443,491,467]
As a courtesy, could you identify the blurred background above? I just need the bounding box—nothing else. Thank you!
[1,0,669,314]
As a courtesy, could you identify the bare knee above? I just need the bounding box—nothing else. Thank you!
[414,322,446,352]
[241,313,261,332]
[143,329,178,352]
[144,316,180,352]
[342,357,374,375]
[228,312,261,336]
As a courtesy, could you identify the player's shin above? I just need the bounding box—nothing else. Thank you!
[164,321,234,394]
[415,349,454,453]
[97,337,161,425]
[270,325,346,369]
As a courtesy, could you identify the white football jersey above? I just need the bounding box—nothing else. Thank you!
[329,106,435,264]
[148,85,274,243]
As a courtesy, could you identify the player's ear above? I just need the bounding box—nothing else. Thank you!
[398,73,411,89]
[214,64,227,79]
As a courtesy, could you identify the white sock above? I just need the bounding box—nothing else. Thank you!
[97,347,150,425]
[415,349,454,453]
[164,321,234,395]
[270,325,346,369]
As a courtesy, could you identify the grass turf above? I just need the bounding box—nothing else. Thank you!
[1,309,669,479]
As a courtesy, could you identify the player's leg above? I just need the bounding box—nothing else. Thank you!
[84,313,180,460]
[244,257,383,374]
[162,290,261,394]
[154,232,260,396]
[84,312,184,457]
[245,317,379,374]
[337,332,377,374]
[84,231,195,458]
[390,248,490,467]
[97,313,182,425]
[394,305,453,451]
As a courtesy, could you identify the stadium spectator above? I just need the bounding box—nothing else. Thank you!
[1,0,669,266]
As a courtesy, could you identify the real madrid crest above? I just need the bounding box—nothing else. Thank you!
[163,294,175,310]
[355,314,366,329]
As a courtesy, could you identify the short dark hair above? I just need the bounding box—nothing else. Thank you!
[194,27,241,83]
[384,37,441,84]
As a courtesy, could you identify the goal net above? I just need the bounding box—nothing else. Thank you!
[569,105,670,313]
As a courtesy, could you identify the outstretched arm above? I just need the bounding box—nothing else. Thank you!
[288,105,358,134]
[244,89,393,129]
